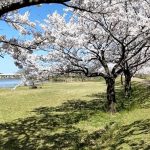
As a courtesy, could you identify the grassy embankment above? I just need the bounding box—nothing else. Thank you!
[0,78,150,149]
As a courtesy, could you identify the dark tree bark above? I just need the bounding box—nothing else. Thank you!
[105,77,116,113]
[124,70,132,97]
[0,0,69,17]
[120,73,124,85]
[29,81,37,89]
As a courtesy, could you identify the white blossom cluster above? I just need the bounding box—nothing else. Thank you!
[0,0,21,9]
[2,11,36,35]
[37,0,150,77]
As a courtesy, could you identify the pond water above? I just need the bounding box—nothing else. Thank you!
[0,79,21,88]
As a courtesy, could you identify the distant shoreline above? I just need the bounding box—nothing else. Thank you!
[0,78,21,88]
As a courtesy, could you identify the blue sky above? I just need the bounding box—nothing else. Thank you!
[0,4,66,73]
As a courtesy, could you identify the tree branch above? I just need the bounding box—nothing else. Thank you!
[0,0,69,17]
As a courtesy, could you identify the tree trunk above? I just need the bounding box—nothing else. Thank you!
[124,73,132,97]
[29,81,37,89]
[121,73,124,85]
[105,77,116,113]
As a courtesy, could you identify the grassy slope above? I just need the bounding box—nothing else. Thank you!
[0,78,149,149]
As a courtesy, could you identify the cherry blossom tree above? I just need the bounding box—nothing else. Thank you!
[0,0,70,80]
[122,49,150,97]
[2,38,52,88]
[0,11,48,87]
[36,0,150,112]
[66,0,150,97]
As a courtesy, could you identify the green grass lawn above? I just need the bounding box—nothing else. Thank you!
[0,78,150,149]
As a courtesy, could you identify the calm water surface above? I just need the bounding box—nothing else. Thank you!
[0,79,21,88]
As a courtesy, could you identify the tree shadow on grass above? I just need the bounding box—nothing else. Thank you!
[0,109,87,149]
[82,119,150,149]
[116,82,150,111]
[0,95,107,150]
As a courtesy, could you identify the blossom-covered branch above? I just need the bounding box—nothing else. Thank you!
[0,0,69,17]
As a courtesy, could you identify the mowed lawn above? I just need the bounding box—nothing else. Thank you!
[0,78,150,149]
[0,81,106,123]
